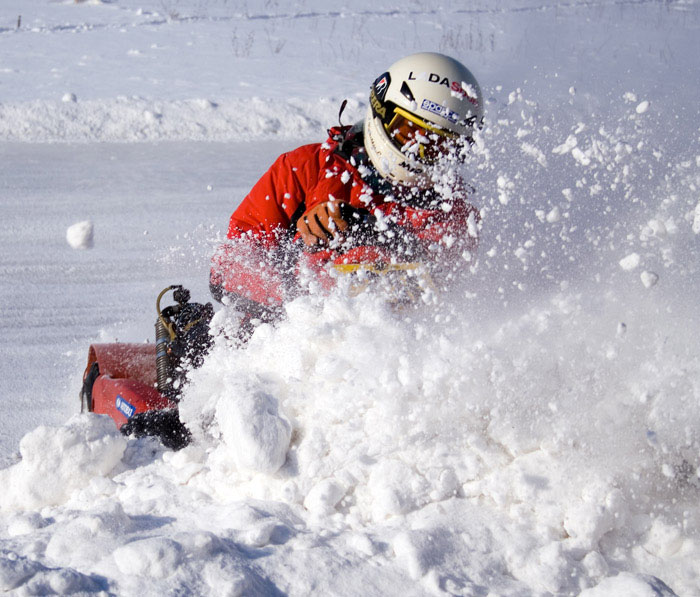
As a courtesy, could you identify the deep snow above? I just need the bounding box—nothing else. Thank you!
[1,0,699,595]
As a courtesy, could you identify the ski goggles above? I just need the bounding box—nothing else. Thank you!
[384,107,459,163]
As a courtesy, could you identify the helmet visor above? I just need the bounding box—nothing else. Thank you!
[384,107,459,164]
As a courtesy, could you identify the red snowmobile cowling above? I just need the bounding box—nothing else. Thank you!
[82,343,174,429]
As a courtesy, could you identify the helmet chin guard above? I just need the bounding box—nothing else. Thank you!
[363,52,484,189]
[364,109,431,189]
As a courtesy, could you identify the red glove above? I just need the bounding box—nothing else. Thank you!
[297,200,352,246]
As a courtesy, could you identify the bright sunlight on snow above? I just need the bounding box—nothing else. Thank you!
[1,1,699,595]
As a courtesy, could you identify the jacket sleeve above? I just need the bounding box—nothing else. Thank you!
[227,145,321,245]
[301,150,358,211]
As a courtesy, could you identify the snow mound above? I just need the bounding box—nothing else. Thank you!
[112,537,184,579]
[0,549,104,595]
[0,415,126,511]
[176,271,700,593]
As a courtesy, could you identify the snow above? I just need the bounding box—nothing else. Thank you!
[0,416,126,511]
[66,220,94,249]
[640,270,660,288]
[636,100,651,115]
[1,0,700,595]
[620,252,641,271]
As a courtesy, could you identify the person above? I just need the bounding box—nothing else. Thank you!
[102,53,485,449]
[210,52,484,335]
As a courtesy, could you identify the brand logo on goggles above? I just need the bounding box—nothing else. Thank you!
[421,99,459,124]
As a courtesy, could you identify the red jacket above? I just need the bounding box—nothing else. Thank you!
[211,126,479,308]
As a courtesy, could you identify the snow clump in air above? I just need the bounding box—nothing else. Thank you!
[66,220,94,250]
[636,100,650,114]
[640,270,659,288]
[619,252,641,271]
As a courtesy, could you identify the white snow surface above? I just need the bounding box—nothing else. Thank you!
[1,1,700,595]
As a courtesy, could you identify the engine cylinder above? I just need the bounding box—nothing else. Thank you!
[155,318,172,397]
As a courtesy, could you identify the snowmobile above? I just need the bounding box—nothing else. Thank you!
[79,230,433,450]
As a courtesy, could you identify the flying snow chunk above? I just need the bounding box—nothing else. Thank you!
[546,207,561,223]
[635,101,650,114]
[692,202,700,234]
[619,253,640,271]
[640,271,659,288]
[66,221,94,250]
[61,93,77,103]
[552,135,577,155]
[521,142,548,167]
[571,147,591,166]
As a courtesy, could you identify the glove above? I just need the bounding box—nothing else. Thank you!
[297,200,353,246]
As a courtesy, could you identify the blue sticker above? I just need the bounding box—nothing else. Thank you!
[115,394,136,419]
[421,99,459,123]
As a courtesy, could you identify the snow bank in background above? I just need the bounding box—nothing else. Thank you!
[0,97,364,142]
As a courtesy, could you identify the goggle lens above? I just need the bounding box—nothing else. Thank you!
[384,109,458,163]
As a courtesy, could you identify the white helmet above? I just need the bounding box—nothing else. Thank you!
[363,52,483,189]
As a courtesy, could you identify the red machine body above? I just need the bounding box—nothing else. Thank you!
[82,343,174,429]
